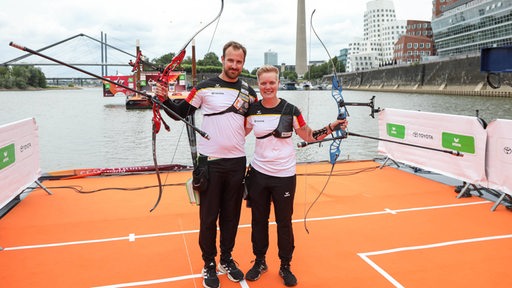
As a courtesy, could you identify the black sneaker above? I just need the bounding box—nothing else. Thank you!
[202,262,219,288]
[218,258,244,282]
[246,259,268,281]
[279,265,297,287]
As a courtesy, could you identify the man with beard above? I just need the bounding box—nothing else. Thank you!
[158,41,258,288]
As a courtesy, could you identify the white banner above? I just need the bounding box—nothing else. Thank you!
[0,118,41,209]
[485,119,512,196]
[378,108,487,184]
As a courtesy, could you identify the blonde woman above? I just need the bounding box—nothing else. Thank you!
[245,65,347,286]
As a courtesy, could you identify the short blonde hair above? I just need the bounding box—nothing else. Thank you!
[256,65,280,81]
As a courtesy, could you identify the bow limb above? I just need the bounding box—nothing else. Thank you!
[304,9,349,233]
[149,0,223,212]
[328,75,348,164]
[157,0,224,81]
[310,9,348,164]
[149,122,163,212]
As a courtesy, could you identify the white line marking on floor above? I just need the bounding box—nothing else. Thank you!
[92,273,203,288]
[384,208,397,214]
[293,200,489,224]
[128,233,135,242]
[358,233,512,288]
[179,219,197,288]
[2,200,489,252]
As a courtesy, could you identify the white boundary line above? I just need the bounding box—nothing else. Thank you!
[92,273,203,288]
[93,276,251,288]
[3,201,488,251]
[1,200,490,287]
[358,233,512,288]
[292,200,489,224]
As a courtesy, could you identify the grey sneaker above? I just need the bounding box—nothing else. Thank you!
[202,262,219,288]
[245,259,268,281]
[218,258,244,282]
[279,265,297,287]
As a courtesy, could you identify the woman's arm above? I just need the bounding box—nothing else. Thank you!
[295,119,348,142]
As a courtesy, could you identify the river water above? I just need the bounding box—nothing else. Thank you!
[0,88,510,172]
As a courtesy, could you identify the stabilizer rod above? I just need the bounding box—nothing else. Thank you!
[298,131,463,157]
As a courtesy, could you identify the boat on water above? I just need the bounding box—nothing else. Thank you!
[1,110,512,287]
[103,71,189,109]
[125,93,152,109]
[282,82,297,90]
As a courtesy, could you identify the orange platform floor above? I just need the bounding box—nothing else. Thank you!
[1,160,511,288]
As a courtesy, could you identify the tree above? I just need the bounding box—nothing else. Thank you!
[151,53,176,70]
[0,66,46,89]
[197,52,221,66]
[282,71,298,82]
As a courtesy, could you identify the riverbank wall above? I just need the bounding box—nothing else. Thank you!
[338,55,512,97]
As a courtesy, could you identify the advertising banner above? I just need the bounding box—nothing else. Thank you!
[485,119,512,196]
[378,108,487,184]
[0,118,41,209]
[102,75,136,97]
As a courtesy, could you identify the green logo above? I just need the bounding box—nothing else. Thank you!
[0,143,15,170]
[442,132,475,154]
[386,123,406,139]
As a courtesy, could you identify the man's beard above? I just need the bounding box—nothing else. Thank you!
[223,67,241,80]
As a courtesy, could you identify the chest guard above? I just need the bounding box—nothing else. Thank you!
[257,103,294,139]
[204,80,251,117]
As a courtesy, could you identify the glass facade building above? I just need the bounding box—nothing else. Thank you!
[432,0,512,56]
[264,50,278,66]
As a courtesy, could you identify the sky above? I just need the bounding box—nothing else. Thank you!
[1,0,433,77]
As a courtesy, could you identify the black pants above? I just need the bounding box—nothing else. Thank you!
[199,156,246,265]
[246,167,296,266]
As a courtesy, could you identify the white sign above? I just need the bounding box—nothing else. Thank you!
[486,119,512,196]
[0,118,41,209]
[378,108,487,184]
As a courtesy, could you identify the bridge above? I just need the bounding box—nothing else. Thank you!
[45,77,102,87]
[2,32,136,84]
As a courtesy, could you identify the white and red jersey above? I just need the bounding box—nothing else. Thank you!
[246,99,306,177]
[186,76,257,158]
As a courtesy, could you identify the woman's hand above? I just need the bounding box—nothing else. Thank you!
[329,119,348,132]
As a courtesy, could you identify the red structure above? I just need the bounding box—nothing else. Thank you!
[394,20,435,65]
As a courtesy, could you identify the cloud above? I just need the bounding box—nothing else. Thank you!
[1,0,432,77]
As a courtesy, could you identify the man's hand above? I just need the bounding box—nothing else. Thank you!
[156,80,169,101]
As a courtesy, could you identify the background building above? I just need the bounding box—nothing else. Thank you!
[394,20,435,65]
[337,48,348,69]
[346,0,399,72]
[312,0,511,74]
[381,20,407,63]
[264,50,278,66]
[295,0,308,76]
[431,0,512,57]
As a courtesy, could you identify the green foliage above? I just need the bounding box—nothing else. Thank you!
[0,65,47,89]
[283,71,298,81]
[166,50,254,78]
[197,52,222,66]
[304,57,345,81]
[152,53,176,66]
